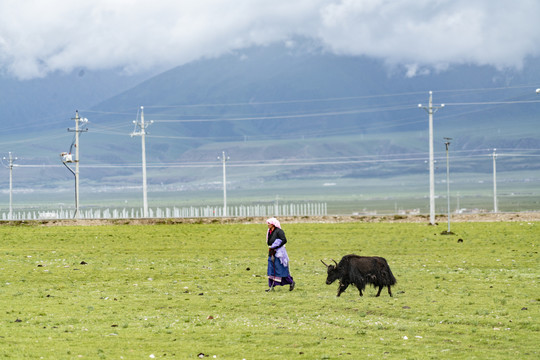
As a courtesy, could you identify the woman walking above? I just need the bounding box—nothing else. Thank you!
[265,217,295,292]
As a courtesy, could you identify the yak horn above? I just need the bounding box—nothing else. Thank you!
[331,259,338,266]
[320,259,329,267]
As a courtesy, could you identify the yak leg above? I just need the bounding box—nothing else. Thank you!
[354,282,364,296]
[387,286,393,297]
[337,282,349,297]
[375,286,383,297]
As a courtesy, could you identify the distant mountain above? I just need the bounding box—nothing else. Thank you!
[93,44,540,139]
[1,44,540,193]
[0,67,159,135]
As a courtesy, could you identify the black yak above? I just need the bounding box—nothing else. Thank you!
[321,254,396,297]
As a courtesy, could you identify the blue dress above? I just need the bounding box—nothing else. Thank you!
[267,237,294,287]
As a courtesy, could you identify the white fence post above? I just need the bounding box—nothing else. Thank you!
[1,202,327,221]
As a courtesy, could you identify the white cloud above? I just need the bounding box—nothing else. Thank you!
[1,0,539,79]
[318,0,540,70]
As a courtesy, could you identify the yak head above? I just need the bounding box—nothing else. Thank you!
[321,259,340,285]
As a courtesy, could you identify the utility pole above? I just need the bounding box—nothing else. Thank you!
[419,91,445,225]
[3,152,17,220]
[492,148,498,213]
[131,106,153,217]
[64,110,88,219]
[444,138,452,233]
[218,151,230,217]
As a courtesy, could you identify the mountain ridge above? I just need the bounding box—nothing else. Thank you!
[1,45,539,194]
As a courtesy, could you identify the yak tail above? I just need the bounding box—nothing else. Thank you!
[377,257,397,286]
[384,265,397,286]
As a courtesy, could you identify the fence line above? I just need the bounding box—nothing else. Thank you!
[1,202,327,221]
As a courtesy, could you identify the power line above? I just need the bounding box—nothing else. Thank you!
[70,84,540,137]
[11,150,539,170]
[151,105,418,123]
[80,98,540,141]
[78,84,539,112]
[444,100,540,106]
[3,85,538,152]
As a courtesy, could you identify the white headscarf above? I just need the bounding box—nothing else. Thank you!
[266,217,281,242]
[266,217,281,229]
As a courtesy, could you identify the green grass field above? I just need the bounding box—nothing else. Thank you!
[0,221,538,359]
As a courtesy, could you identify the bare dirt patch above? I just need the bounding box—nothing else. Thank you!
[2,212,539,226]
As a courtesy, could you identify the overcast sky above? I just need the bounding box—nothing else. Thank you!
[1,0,539,79]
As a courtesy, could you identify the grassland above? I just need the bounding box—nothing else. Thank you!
[0,221,538,359]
